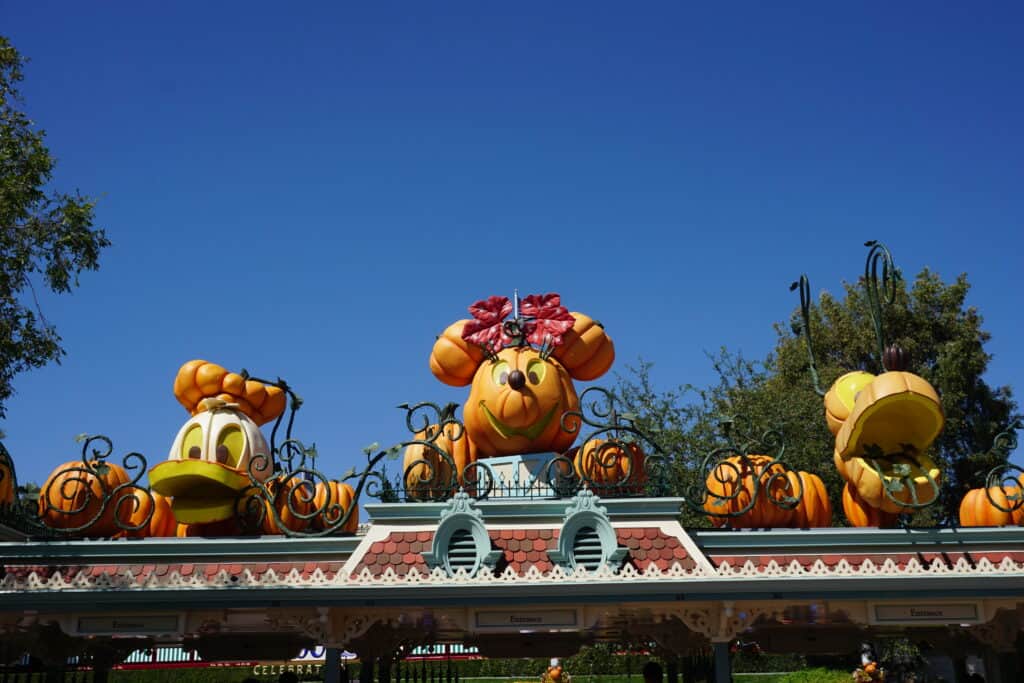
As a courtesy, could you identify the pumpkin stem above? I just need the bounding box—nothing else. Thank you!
[439,402,460,423]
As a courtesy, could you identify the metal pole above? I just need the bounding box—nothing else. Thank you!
[712,642,730,683]
[325,648,341,683]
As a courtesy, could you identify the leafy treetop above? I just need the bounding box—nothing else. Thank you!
[615,267,1017,526]
[0,36,110,418]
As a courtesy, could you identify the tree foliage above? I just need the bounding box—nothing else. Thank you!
[0,36,110,418]
[615,266,1017,526]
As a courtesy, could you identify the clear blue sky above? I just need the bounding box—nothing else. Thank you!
[3,3,1023,488]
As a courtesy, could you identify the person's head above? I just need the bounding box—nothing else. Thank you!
[642,661,663,683]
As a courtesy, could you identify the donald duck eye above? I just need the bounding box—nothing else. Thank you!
[216,426,244,467]
[182,426,202,460]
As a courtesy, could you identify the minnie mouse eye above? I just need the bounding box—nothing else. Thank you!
[526,358,546,384]
[491,360,511,386]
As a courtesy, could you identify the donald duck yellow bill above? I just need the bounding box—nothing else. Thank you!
[149,459,251,523]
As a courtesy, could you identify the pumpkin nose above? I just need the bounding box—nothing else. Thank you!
[507,369,526,391]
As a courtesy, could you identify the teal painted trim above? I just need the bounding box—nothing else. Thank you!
[422,493,501,575]
[4,573,1023,613]
[366,497,684,524]
[549,490,626,571]
[0,534,362,562]
[691,526,1024,550]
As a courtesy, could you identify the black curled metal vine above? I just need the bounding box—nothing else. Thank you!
[978,419,1024,514]
[790,274,826,398]
[863,239,899,365]
[0,434,153,538]
[542,386,672,498]
[684,417,803,528]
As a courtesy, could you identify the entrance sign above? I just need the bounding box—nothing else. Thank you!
[869,602,983,625]
[74,614,182,635]
[474,608,579,631]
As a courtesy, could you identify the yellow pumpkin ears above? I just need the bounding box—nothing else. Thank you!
[429,320,486,387]
[173,359,286,427]
[550,312,615,381]
[823,371,876,435]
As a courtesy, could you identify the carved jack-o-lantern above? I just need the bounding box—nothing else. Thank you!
[150,398,273,524]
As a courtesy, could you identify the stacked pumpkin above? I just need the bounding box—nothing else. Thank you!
[825,347,945,528]
[702,454,832,528]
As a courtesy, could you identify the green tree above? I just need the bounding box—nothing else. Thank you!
[615,266,1017,526]
[0,36,110,418]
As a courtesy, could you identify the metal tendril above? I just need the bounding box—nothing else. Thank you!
[789,274,825,397]
[863,240,899,366]
[978,419,1024,513]
[244,374,303,467]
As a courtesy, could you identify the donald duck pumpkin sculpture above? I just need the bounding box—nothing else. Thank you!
[149,360,286,526]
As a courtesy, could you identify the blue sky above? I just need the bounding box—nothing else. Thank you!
[3,3,1023,488]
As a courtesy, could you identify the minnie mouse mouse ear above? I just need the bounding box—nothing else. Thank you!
[429,320,485,386]
[551,312,615,381]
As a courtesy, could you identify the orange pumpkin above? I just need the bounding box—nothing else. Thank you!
[261,477,316,534]
[125,490,177,537]
[403,420,478,500]
[571,438,647,491]
[38,460,133,537]
[429,320,486,387]
[841,482,899,528]
[786,471,832,528]
[551,312,615,381]
[173,359,286,426]
[312,480,359,533]
[959,486,1024,527]
[704,455,794,528]
[463,346,580,457]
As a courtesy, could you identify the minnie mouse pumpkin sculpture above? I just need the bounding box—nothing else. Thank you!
[410,292,615,490]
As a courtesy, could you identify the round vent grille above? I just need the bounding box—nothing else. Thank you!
[572,526,603,571]
[446,528,478,574]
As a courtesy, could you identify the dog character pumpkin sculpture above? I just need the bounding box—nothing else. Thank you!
[826,345,944,516]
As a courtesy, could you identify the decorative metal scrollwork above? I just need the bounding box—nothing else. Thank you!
[979,419,1023,513]
[859,442,940,511]
[547,386,672,497]
[683,417,802,526]
[863,239,899,364]
[2,371,698,540]
[0,435,154,538]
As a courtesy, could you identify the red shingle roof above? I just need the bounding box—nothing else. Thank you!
[350,526,694,576]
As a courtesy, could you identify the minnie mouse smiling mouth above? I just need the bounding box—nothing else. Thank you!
[479,401,559,440]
